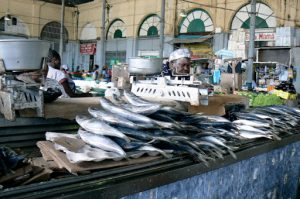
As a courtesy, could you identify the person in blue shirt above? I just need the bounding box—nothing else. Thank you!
[162,59,172,76]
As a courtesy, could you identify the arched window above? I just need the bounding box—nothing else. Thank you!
[179,9,214,34]
[231,3,276,30]
[41,21,68,51]
[106,19,126,39]
[80,23,97,40]
[138,14,160,37]
[0,16,29,37]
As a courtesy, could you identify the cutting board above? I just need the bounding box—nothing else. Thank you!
[37,141,161,174]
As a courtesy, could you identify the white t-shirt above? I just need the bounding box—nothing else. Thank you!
[47,65,67,83]
[47,65,76,94]
[45,66,69,97]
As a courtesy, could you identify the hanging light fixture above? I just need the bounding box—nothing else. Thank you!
[4,13,11,21]
[179,9,187,17]
[4,0,11,21]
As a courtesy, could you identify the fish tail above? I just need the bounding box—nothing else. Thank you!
[153,149,172,159]
[228,150,237,159]
[146,139,156,144]
[270,133,282,141]
[199,156,210,167]
[162,152,173,159]
[228,146,239,151]
[123,136,131,143]
[211,149,224,159]
[124,155,130,161]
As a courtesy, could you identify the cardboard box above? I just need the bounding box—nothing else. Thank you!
[188,95,249,115]
[220,73,243,91]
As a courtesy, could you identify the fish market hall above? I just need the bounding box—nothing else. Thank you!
[0,0,300,198]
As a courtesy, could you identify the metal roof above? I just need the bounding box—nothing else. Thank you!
[38,0,94,7]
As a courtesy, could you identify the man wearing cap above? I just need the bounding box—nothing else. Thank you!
[168,48,192,75]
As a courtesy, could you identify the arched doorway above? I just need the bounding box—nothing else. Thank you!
[231,3,276,30]
[79,23,97,71]
[138,14,160,37]
[106,19,126,39]
[136,14,161,57]
[41,21,68,52]
[177,9,214,58]
[230,3,277,47]
[106,19,127,67]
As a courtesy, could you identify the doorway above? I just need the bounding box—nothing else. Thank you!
[89,55,94,71]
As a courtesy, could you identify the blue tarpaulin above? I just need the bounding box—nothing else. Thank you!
[215,49,236,59]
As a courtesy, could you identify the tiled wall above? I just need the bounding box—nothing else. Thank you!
[123,141,300,199]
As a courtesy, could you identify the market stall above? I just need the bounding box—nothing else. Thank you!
[0,98,299,199]
[0,40,299,199]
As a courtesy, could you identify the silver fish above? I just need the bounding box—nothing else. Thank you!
[88,107,139,129]
[233,112,269,123]
[55,144,123,164]
[126,151,146,159]
[138,145,173,158]
[75,115,130,142]
[236,124,269,134]
[121,103,162,115]
[200,115,231,123]
[153,120,182,130]
[235,125,282,141]
[160,106,191,116]
[123,90,159,106]
[239,131,273,140]
[50,135,87,153]
[99,97,155,125]
[45,132,78,142]
[200,136,237,151]
[233,119,270,128]
[251,113,275,124]
[78,128,126,157]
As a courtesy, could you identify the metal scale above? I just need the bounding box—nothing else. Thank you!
[127,57,209,106]
[0,39,50,120]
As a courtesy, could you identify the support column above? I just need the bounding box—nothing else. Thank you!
[246,0,256,90]
[100,0,106,67]
[159,0,165,58]
[59,0,65,60]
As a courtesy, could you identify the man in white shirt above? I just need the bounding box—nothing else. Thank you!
[46,50,91,97]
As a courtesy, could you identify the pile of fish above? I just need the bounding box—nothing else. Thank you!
[46,90,300,166]
[231,105,300,140]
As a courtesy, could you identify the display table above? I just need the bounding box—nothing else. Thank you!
[0,116,299,198]
[20,97,101,120]
[18,94,250,119]
[0,130,299,199]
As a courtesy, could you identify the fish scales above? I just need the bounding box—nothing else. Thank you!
[75,115,130,142]
[99,97,155,125]
[78,128,127,157]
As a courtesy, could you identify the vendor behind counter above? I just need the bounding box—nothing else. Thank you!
[44,49,91,98]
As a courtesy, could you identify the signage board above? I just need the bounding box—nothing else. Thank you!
[80,43,96,55]
[245,32,275,41]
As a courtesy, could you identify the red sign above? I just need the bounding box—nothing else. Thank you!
[80,43,96,55]
[245,32,275,41]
